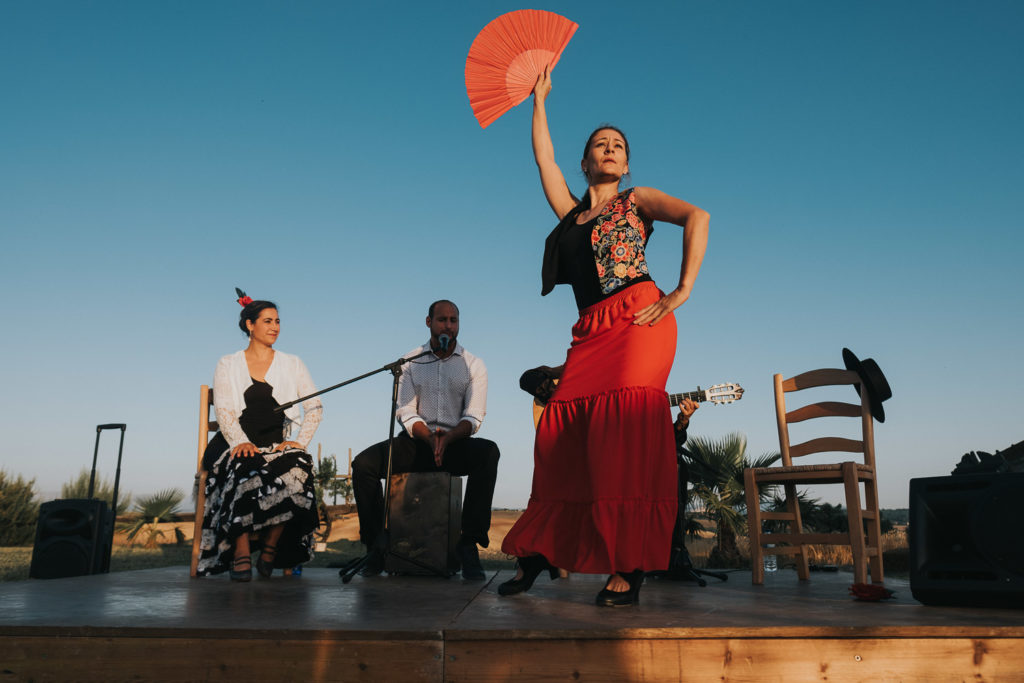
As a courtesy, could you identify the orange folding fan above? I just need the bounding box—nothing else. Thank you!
[465,10,578,129]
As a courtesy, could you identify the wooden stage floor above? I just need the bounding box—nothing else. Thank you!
[2,566,1023,682]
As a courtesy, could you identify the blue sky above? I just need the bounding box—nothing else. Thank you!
[2,1,1022,512]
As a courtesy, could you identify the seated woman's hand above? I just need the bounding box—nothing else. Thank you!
[231,442,259,458]
[273,441,302,452]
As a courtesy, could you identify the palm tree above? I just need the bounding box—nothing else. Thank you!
[767,495,896,536]
[119,488,184,547]
[683,432,779,567]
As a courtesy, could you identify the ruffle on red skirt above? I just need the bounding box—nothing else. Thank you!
[502,385,677,574]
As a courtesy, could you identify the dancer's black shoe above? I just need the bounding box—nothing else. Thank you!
[595,570,644,607]
[497,555,558,596]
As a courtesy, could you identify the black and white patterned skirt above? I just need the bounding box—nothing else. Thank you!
[197,443,318,576]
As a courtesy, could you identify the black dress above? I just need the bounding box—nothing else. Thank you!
[196,379,318,576]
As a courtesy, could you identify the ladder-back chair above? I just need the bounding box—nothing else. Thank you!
[190,385,216,577]
[744,368,883,585]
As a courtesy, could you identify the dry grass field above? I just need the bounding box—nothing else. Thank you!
[0,510,910,581]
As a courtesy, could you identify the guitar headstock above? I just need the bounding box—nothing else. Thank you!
[704,383,744,405]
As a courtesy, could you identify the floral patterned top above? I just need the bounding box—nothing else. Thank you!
[553,188,653,309]
[589,188,652,295]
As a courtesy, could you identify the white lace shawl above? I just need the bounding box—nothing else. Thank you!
[212,350,322,450]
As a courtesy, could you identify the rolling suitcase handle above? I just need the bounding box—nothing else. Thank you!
[89,423,126,574]
[88,423,126,520]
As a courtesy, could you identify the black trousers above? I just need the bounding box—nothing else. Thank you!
[352,432,500,549]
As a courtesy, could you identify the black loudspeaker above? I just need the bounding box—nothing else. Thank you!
[909,473,1024,607]
[29,499,114,579]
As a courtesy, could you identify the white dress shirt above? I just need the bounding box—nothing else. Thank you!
[395,341,487,436]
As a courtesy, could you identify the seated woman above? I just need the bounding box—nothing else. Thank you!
[196,289,323,581]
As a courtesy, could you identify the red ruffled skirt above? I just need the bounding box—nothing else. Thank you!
[502,281,678,574]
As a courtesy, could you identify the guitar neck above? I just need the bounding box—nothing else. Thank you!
[668,390,706,407]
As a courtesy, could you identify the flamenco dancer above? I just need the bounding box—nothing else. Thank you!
[196,289,323,581]
[500,68,710,606]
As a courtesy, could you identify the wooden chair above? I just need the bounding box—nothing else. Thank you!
[190,385,216,577]
[744,369,883,585]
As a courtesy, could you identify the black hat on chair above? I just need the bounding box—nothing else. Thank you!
[842,348,892,423]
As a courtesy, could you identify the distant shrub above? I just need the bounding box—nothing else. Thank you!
[0,471,40,546]
[60,468,131,515]
[314,456,352,505]
[119,488,185,547]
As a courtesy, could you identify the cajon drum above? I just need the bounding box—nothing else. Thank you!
[384,472,463,575]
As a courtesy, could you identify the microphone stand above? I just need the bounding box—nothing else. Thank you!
[647,454,727,587]
[275,346,452,582]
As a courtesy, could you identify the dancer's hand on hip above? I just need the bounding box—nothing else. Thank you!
[633,286,690,326]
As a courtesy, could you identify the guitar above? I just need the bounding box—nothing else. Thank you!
[533,382,744,428]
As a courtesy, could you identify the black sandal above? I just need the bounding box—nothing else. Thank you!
[230,556,252,582]
[257,543,277,578]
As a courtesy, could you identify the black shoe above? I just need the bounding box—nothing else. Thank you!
[257,543,277,578]
[230,557,252,583]
[458,542,485,580]
[595,570,644,607]
[359,548,385,577]
[497,555,559,596]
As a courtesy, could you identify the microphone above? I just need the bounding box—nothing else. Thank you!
[438,334,451,352]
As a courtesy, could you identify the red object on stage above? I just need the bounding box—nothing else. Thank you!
[849,583,896,601]
[465,9,578,129]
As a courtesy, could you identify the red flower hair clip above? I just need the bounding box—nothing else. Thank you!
[235,287,253,307]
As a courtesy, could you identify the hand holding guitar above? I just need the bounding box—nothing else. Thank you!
[675,397,699,429]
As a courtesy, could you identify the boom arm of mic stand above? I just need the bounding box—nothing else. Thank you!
[273,348,436,413]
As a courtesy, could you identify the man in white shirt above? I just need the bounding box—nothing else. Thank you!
[351,300,499,579]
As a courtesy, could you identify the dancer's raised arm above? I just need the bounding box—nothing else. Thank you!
[532,68,577,219]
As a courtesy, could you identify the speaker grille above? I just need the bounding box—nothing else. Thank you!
[972,489,1024,577]
[910,473,1024,606]
[29,499,111,579]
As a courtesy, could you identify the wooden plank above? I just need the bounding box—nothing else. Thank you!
[7,632,1024,682]
[783,368,858,391]
[759,545,805,556]
[0,636,442,682]
[843,461,869,585]
[759,532,850,545]
[755,471,843,485]
[790,437,863,458]
[445,637,1024,683]
[774,373,792,466]
[787,401,862,423]
[447,625,1024,641]
[755,469,875,485]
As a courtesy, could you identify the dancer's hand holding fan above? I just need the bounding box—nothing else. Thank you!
[465,9,578,128]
